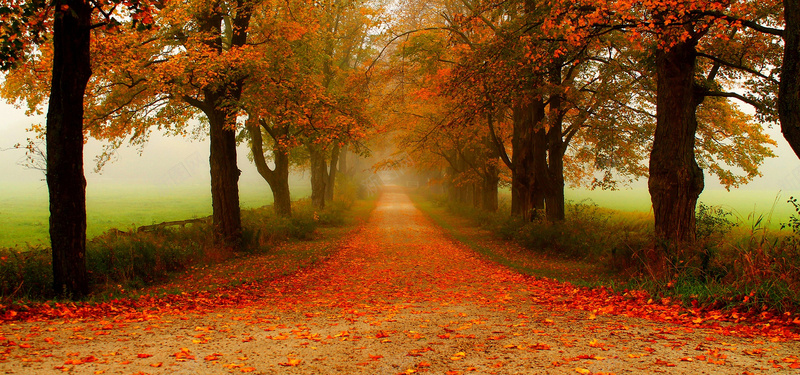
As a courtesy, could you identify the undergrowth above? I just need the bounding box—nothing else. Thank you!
[423,192,800,313]
[0,197,357,302]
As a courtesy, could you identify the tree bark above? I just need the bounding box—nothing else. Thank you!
[309,145,328,210]
[780,0,800,158]
[339,145,348,175]
[544,70,566,221]
[247,123,291,217]
[325,145,340,202]
[47,0,92,298]
[649,39,705,252]
[185,2,251,249]
[531,125,548,220]
[208,108,242,249]
[511,99,546,220]
[481,156,499,212]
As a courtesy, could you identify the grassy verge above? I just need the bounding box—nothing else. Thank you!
[0,184,313,248]
[414,192,800,314]
[0,196,376,303]
[413,196,622,289]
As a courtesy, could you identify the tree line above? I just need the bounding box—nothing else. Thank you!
[385,0,797,274]
[0,0,385,298]
[1,0,798,297]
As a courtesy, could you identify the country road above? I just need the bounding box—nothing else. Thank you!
[2,187,799,374]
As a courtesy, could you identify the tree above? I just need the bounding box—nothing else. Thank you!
[625,1,779,249]
[0,0,152,298]
[81,0,253,249]
[780,0,800,157]
[299,0,377,210]
[46,0,93,298]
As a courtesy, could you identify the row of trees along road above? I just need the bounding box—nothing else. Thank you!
[1,0,799,298]
[386,0,799,274]
[0,0,383,298]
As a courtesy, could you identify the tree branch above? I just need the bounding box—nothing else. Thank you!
[696,52,777,84]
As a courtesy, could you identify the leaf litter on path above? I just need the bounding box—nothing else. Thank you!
[1,187,798,374]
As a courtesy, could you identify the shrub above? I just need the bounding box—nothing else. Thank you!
[86,224,209,288]
[0,245,51,299]
[434,193,800,311]
[1,197,357,301]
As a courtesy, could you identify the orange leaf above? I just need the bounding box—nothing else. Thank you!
[279,358,302,366]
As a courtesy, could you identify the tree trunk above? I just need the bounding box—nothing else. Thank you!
[544,151,566,221]
[780,0,800,158]
[309,145,328,210]
[47,0,92,298]
[325,145,340,202]
[531,125,548,220]
[511,99,545,220]
[247,124,291,217]
[471,183,480,208]
[209,110,242,249]
[188,3,250,249]
[545,73,566,222]
[339,145,348,175]
[270,149,292,217]
[482,162,499,212]
[649,39,705,255]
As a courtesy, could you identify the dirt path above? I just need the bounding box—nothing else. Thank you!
[2,187,799,374]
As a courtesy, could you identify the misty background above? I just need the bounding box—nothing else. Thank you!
[3,96,800,246]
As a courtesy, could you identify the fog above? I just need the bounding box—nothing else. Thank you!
[0,101,299,202]
[2,98,800,211]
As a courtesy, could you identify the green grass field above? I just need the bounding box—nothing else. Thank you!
[3,180,795,248]
[563,188,797,228]
[0,181,311,248]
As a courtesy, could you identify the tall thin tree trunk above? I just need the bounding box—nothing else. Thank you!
[247,124,291,217]
[482,160,499,212]
[471,183,478,208]
[325,145,340,201]
[48,0,92,298]
[339,145,348,175]
[649,38,705,266]
[780,0,800,158]
[309,145,328,209]
[545,75,566,221]
[531,125,548,220]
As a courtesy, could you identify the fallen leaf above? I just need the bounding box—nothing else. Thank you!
[279,358,302,366]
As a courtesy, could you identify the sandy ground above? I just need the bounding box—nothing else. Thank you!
[1,187,799,374]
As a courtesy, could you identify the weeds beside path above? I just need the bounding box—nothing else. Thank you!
[412,196,622,288]
[1,187,799,374]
